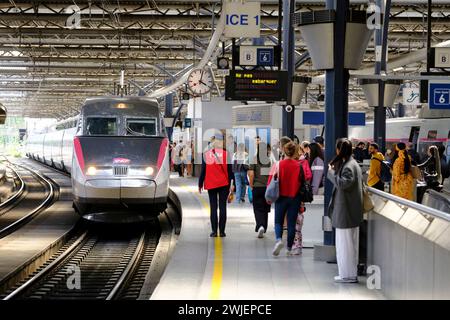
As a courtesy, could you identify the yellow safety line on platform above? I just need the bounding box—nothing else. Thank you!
[182,185,223,300]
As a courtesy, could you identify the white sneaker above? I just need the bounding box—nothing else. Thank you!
[286,249,293,256]
[257,226,265,238]
[334,276,358,283]
[291,248,302,255]
[272,241,283,256]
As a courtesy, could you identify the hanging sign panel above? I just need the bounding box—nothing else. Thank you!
[225,70,288,101]
[429,81,450,109]
[224,1,261,38]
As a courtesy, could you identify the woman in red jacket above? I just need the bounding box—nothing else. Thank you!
[270,141,312,256]
[199,136,234,237]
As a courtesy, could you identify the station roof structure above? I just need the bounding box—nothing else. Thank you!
[0,0,449,118]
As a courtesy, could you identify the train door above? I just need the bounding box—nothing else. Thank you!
[409,126,420,152]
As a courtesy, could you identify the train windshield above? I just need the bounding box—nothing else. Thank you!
[86,117,117,135]
[126,118,157,136]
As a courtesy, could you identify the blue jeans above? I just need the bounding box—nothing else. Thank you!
[274,195,301,249]
[234,171,247,202]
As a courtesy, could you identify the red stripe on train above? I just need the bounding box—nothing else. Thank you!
[157,138,169,169]
[73,137,85,172]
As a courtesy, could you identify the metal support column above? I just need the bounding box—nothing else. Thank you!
[323,0,350,246]
[281,0,295,139]
[374,0,391,154]
[164,79,174,142]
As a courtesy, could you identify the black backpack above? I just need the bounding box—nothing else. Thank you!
[373,158,392,183]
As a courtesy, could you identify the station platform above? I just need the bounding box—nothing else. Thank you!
[151,175,384,300]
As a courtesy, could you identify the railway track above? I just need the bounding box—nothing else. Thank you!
[1,222,159,300]
[0,162,25,208]
[0,161,56,239]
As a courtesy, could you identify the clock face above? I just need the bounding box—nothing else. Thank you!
[187,68,214,95]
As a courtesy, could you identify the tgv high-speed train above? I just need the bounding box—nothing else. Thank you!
[26,96,170,222]
[349,116,450,162]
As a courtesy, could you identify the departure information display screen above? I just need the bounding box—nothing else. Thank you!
[225,70,288,101]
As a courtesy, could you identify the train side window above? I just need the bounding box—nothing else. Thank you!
[427,130,437,139]
[85,117,117,135]
[448,130,450,139]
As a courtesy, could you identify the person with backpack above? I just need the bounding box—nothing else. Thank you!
[391,142,415,201]
[248,142,273,238]
[269,142,312,256]
[367,143,386,191]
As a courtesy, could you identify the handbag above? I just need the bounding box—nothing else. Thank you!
[298,162,314,203]
[362,183,374,213]
[410,165,422,180]
[265,174,279,203]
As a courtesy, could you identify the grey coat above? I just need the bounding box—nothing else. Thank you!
[327,158,363,229]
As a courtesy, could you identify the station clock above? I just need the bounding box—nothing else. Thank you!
[187,68,214,96]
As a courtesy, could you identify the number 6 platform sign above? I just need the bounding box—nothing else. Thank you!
[224,1,261,38]
[429,81,450,109]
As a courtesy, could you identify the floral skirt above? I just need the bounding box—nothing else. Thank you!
[292,212,304,250]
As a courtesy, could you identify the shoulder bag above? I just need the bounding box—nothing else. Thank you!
[265,162,279,203]
[362,183,374,213]
[298,162,314,203]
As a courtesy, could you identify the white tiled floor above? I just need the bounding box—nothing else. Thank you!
[151,175,384,300]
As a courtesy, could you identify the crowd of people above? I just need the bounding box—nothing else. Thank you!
[364,141,449,202]
[185,132,448,284]
[169,140,194,178]
[197,134,363,283]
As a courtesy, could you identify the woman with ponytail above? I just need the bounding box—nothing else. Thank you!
[391,142,415,201]
[327,138,363,283]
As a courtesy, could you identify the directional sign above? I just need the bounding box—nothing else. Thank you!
[184,118,192,128]
[239,46,275,66]
[402,87,420,106]
[433,47,450,68]
[239,46,257,66]
[224,1,260,38]
[429,82,450,109]
[257,48,274,66]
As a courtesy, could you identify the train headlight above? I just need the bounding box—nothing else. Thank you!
[145,166,154,176]
[86,166,97,175]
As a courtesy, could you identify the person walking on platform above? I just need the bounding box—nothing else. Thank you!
[270,142,312,256]
[199,135,234,237]
[391,142,415,201]
[327,138,363,283]
[232,143,249,203]
[367,143,385,191]
[248,142,273,238]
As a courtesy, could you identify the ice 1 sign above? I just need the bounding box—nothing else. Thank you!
[224,1,261,38]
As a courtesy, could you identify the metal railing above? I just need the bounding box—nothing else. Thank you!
[367,186,450,223]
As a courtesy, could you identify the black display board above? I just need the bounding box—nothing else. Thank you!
[225,70,288,101]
